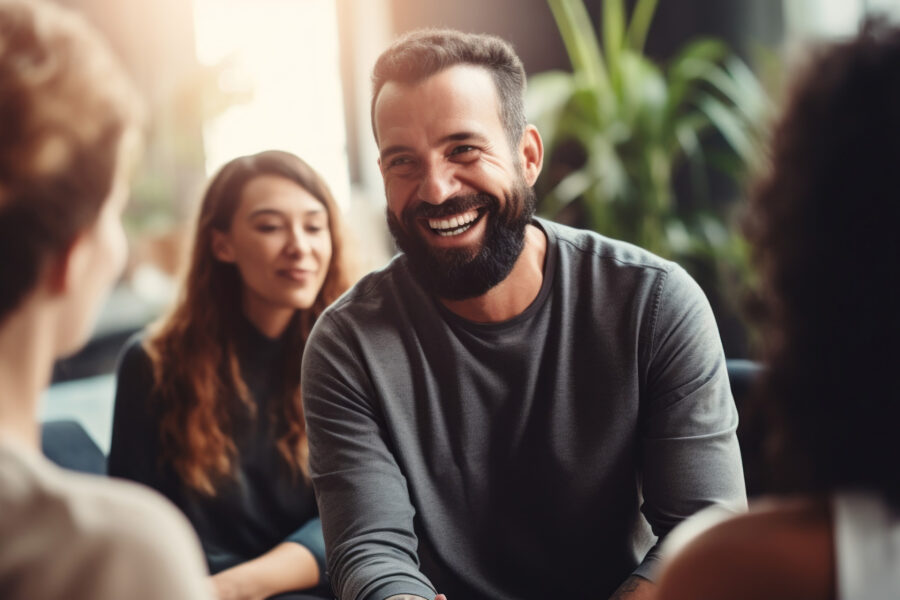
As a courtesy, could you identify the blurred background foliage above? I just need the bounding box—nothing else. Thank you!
[127,57,254,236]
[51,0,900,382]
[528,0,773,356]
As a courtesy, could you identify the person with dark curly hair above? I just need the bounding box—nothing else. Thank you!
[656,19,900,600]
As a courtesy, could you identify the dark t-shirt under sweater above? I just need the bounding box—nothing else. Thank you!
[302,218,747,600]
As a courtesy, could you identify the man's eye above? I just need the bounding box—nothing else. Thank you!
[450,145,477,157]
[389,156,413,168]
[255,223,280,233]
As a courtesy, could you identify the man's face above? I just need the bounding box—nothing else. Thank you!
[374,65,538,300]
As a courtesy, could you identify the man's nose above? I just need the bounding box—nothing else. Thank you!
[416,163,459,204]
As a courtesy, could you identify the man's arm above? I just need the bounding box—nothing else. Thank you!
[301,312,437,600]
[634,264,748,580]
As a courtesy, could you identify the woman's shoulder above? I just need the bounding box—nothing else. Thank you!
[110,331,160,427]
[117,331,151,367]
[115,331,155,385]
[657,496,835,600]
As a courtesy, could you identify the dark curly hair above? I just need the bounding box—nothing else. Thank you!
[744,19,900,508]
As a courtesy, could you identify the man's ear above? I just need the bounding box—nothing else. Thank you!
[518,124,544,187]
[211,229,236,263]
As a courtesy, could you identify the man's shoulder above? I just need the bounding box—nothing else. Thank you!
[539,219,708,318]
[539,217,677,275]
[321,253,420,323]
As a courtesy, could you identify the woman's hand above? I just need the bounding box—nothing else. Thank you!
[210,569,260,600]
[208,542,319,600]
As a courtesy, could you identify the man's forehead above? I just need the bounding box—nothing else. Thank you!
[373,65,502,142]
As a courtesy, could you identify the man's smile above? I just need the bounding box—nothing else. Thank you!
[425,208,485,237]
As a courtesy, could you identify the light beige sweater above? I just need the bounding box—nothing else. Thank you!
[0,438,213,600]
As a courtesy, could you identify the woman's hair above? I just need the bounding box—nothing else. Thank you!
[744,20,900,508]
[146,150,352,495]
[0,0,142,324]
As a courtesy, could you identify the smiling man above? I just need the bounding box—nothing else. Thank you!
[301,29,746,600]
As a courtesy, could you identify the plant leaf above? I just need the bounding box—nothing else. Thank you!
[619,52,667,136]
[664,38,730,123]
[526,70,579,151]
[626,0,659,53]
[691,60,766,129]
[696,92,755,162]
[526,70,577,119]
[723,55,772,120]
[548,167,594,211]
[603,0,626,94]
[547,0,610,105]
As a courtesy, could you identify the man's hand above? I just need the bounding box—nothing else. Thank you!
[609,575,654,600]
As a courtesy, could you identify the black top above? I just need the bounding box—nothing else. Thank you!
[108,320,328,597]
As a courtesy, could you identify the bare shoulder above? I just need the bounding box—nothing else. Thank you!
[657,496,835,600]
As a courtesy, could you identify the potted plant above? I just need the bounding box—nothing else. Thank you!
[527,0,770,354]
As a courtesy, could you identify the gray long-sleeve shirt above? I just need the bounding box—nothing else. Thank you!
[302,218,746,600]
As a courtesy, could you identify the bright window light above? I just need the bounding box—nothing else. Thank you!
[192,0,350,209]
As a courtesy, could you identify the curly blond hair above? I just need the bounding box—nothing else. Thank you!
[0,0,143,321]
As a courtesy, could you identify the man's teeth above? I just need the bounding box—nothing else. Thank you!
[428,210,479,237]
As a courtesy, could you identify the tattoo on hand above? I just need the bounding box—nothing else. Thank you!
[608,575,649,600]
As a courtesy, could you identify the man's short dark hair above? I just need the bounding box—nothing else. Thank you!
[371,28,527,148]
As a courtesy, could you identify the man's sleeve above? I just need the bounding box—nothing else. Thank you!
[301,312,437,600]
[634,264,748,581]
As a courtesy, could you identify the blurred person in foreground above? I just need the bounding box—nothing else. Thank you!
[301,28,747,600]
[0,1,212,598]
[109,150,353,600]
[656,19,900,600]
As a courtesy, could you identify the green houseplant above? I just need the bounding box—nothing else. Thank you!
[528,0,770,353]
[531,2,768,262]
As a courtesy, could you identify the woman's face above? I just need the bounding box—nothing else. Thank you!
[213,174,333,324]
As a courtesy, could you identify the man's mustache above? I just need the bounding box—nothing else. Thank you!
[407,193,496,221]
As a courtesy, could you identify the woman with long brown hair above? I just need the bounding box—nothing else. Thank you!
[108,150,352,600]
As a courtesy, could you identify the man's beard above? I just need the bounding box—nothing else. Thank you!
[386,182,536,301]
